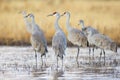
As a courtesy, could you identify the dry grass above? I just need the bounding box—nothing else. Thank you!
[0,0,120,46]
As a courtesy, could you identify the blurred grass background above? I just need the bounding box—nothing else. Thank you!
[0,0,120,46]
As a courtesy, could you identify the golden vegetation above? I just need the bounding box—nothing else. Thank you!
[0,0,120,46]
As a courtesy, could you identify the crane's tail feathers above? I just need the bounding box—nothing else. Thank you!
[53,44,65,59]
[45,48,48,53]
[116,44,117,53]
[41,53,46,57]
[58,53,64,60]
[58,46,65,59]
[82,27,87,31]
[87,40,89,47]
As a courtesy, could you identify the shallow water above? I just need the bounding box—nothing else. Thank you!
[0,46,120,80]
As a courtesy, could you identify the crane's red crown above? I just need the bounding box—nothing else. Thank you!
[53,12,57,14]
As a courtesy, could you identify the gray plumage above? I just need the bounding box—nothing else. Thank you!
[21,11,40,33]
[79,20,99,44]
[24,13,48,69]
[87,28,117,65]
[79,19,117,52]
[61,12,87,66]
[67,28,87,47]
[79,20,117,65]
[52,30,66,59]
[79,20,99,58]
[21,11,32,33]
[87,31,117,52]
[48,12,67,69]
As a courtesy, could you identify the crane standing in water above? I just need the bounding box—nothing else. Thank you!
[20,11,32,33]
[24,13,48,69]
[78,20,99,58]
[61,12,88,66]
[86,28,117,65]
[48,12,67,69]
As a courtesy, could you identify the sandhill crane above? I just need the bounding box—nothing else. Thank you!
[86,29,117,65]
[78,20,99,58]
[79,20,99,36]
[25,13,48,69]
[48,12,67,69]
[20,11,40,33]
[20,11,32,33]
[61,12,88,66]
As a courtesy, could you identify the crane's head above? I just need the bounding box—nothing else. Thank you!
[19,10,27,17]
[47,12,60,17]
[25,13,34,19]
[81,27,88,36]
[78,20,84,25]
[24,13,35,23]
[61,11,70,16]
[78,20,85,29]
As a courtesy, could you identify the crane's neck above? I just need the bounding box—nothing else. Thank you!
[22,12,28,24]
[87,31,93,38]
[24,17,27,23]
[66,14,72,31]
[23,14,32,33]
[22,12,27,18]
[23,13,28,23]
[31,17,36,24]
[54,16,62,31]
[30,18,38,33]
[23,17,28,25]
[25,19,32,33]
[81,22,85,29]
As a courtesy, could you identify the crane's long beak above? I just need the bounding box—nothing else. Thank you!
[61,13,65,16]
[18,10,26,14]
[47,14,54,17]
[25,14,30,18]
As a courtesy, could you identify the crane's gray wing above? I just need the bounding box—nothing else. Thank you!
[92,34,111,48]
[68,28,87,46]
[31,28,48,53]
[35,24,47,47]
[52,31,66,56]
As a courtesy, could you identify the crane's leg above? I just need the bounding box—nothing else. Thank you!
[89,47,91,58]
[44,54,47,67]
[57,56,59,69]
[76,47,80,61]
[41,55,43,68]
[62,57,63,70]
[89,47,91,64]
[92,47,94,59]
[34,50,37,69]
[99,49,102,64]
[76,47,80,67]
[103,50,105,66]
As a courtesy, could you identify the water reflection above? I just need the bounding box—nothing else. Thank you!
[0,47,120,80]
